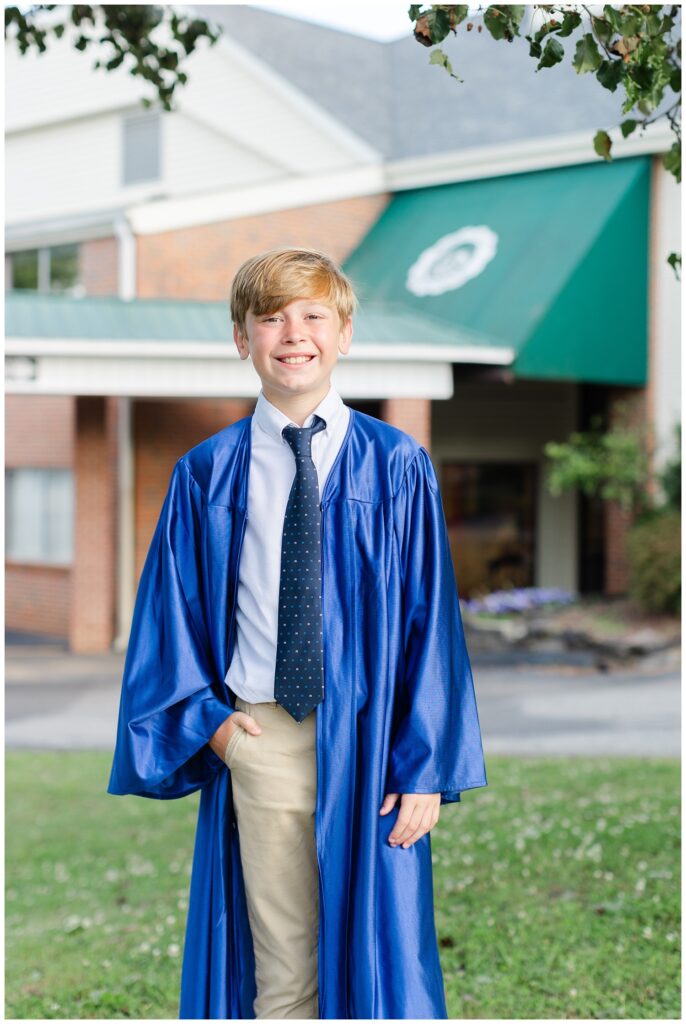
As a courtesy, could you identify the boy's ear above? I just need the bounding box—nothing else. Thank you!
[338,315,353,355]
[233,322,250,359]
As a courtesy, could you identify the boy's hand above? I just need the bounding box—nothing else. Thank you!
[380,792,440,848]
[209,712,262,760]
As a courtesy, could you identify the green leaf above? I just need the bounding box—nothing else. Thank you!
[597,57,624,92]
[620,119,637,138]
[429,47,462,81]
[667,252,681,281]
[573,33,602,74]
[425,6,452,44]
[637,97,656,115]
[105,52,125,71]
[593,129,612,161]
[602,5,624,34]
[663,142,681,184]
[558,10,582,38]
[626,61,652,89]
[449,5,470,29]
[484,5,525,42]
[589,12,611,44]
[617,12,641,36]
[538,36,564,70]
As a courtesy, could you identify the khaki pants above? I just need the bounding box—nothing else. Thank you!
[225,696,319,1019]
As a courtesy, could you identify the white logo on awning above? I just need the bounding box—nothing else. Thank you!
[406,226,498,296]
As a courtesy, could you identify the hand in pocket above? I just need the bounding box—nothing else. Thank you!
[210,710,262,761]
[228,710,262,740]
[222,710,262,766]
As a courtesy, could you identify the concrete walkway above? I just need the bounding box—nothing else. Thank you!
[5,635,681,757]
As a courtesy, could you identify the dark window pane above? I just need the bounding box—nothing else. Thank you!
[10,250,39,290]
[49,243,80,293]
[441,461,537,596]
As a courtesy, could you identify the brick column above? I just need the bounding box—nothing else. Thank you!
[604,386,647,595]
[71,397,117,652]
[134,398,254,582]
[380,398,432,451]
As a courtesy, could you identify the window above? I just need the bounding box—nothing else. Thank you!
[441,461,537,596]
[6,243,81,294]
[8,249,38,289]
[5,468,74,565]
[122,110,161,185]
[49,243,80,292]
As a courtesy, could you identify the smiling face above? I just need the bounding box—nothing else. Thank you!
[234,296,353,410]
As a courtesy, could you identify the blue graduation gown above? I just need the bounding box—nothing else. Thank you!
[107,407,488,1019]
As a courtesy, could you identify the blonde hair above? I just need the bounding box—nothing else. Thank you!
[230,247,358,335]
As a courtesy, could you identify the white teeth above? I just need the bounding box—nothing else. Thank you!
[280,356,313,364]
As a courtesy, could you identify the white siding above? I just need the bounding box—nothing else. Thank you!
[175,33,369,175]
[5,16,142,132]
[649,158,681,478]
[165,113,282,196]
[5,10,368,227]
[6,112,152,222]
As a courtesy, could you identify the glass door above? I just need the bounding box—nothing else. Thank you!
[440,461,537,597]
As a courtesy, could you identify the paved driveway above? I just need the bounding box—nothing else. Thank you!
[5,639,681,757]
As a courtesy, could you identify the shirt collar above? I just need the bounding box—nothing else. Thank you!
[254,384,346,446]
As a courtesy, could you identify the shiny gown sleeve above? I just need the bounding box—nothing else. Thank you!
[107,457,233,800]
[387,446,488,806]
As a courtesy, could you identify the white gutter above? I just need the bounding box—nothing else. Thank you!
[126,122,673,235]
[6,337,514,364]
[385,122,675,191]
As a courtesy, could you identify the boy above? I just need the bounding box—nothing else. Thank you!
[108,247,487,1020]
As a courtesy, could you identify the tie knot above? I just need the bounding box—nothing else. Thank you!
[282,415,326,457]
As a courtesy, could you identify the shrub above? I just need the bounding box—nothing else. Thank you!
[625,509,681,615]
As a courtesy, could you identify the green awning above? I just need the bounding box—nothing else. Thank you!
[343,155,650,385]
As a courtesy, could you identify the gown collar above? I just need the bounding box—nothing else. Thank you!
[242,391,354,510]
[253,384,346,446]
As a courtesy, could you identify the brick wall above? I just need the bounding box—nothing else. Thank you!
[381,397,432,451]
[134,398,254,580]
[136,194,390,300]
[5,395,74,637]
[5,395,74,466]
[80,236,118,296]
[5,565,71,636]
[604,385,648,595]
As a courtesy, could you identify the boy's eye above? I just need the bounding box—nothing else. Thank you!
[262,313,323,322]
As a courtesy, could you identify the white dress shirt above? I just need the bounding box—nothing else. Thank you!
[224,384,351,703]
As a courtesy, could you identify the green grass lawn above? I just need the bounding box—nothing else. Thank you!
[5,753,680,1019]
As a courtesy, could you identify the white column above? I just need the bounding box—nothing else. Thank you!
[647,156,681,491]
[113,214,137,650]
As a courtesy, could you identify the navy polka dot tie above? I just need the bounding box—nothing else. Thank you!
[274,415,327,723]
